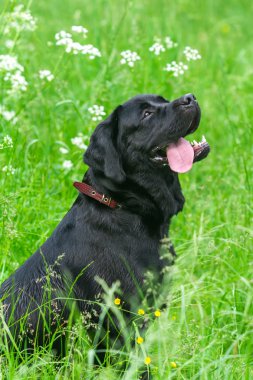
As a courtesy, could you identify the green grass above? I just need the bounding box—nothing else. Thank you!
[1,0,253,378]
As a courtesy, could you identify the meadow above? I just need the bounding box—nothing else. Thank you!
[0,0,253,378]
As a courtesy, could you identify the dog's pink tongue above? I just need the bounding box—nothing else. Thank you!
[166,138,194,173]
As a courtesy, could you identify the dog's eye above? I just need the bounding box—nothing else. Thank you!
[143,110,153,119]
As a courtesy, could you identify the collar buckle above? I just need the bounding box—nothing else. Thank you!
[101,194,112,206]
[73,181,120,210]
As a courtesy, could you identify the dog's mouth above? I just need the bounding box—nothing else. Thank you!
[150,136,210,173]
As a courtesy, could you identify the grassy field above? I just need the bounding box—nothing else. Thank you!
[1,0,253,378]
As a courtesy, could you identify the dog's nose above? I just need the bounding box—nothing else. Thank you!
[182,93,196,105]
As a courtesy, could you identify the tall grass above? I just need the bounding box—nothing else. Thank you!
[0,0,253,378]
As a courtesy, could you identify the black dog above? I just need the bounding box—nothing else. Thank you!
[0,93,210,353]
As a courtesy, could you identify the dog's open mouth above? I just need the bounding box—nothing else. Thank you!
[151,136,210,173]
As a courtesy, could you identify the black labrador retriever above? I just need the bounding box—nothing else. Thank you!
[0,93,210,353]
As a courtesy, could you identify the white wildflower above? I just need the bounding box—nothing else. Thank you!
[2,164,16,175]
[62,160,73,169]
[39,69,54,82]
[183,46,201,61]
[55,30,101,59]
[0,55,27,94]
[3,5,37,34]
[81,44,101,59]
[4,71,28,92]
[59,147,69,154]
[5,40,15,49]
[3,136,13,147]
[55,30,73,46]
[120,50,141,67]
[71,133,88,150]
[88,105,106,121]
[164,61,188,77]
[65,42,101,58]
[4,111,16,121]
[164,36,178,49]
[71,25,88,37]
[0,106,17,124]
[65,41,82,54]
[0,55,24,73]
[0,135,13,149]
[149,41,165,56]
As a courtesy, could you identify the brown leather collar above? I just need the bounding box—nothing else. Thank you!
[73,182,120,209]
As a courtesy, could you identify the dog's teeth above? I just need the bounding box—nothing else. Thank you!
[202,135,206,142]
[193,140,198,146]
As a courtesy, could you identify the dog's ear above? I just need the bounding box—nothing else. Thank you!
[84,106,126,184]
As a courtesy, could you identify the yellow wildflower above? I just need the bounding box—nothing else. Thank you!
[154,310,161,317]
[170,361,177,368]
[114,298,121,306]
[144,356,151,365]
[136,336,144,344]
[138,308,145,315]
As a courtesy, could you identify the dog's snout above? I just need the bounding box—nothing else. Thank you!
[173,93,197,108]
[182,93,196,105]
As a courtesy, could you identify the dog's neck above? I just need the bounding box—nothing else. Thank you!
[82,167,185,225]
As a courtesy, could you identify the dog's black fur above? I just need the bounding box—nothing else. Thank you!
[0,94,204,353]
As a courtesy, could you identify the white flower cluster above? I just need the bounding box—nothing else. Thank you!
[146,37,201,78]
[4,71,28,93]
[59,132,90,170]
[5,40,15,49]
[55,28,101,59]
[2,164,16,175]
[55,31,72,46]
[149,42,165,56]
[183,46,201,61]
[59,147,69,154]
[120,50,141,67]
[0,105,18,124]
[66,43,101,59]
[164,61,188,77]
[71,133,88,150]
[62,160,73,169]
[0,135,13,150]
[165,36,178,49]
[0,55,28,94]
[0,55,23,72]
[71,25,88,37]
[149,36,177,56]
[3,4,37,35]
[39,69,54,82]
[88,105,106,121]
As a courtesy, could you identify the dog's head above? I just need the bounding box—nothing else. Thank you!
[84,94,210,185]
